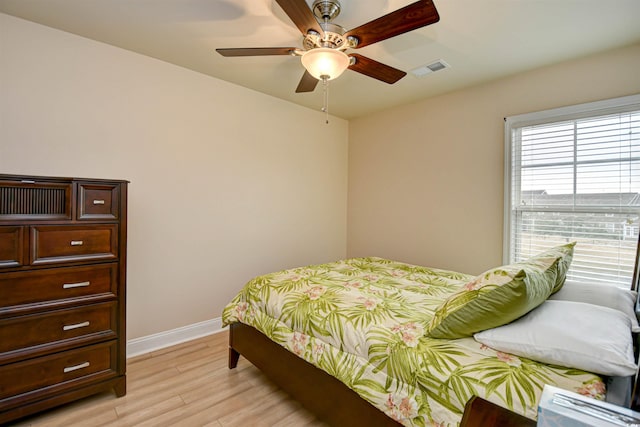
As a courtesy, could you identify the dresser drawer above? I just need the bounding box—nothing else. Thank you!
[0,302,117,360]
[0,341,118,401]
[0,227,24,268]
[78,183,120,220]
[31,225,117,265]
[0,264,117,313]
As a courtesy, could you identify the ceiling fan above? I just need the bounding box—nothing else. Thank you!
[216,0,440,93]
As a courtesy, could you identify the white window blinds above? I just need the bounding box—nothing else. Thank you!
[505,95,640,288]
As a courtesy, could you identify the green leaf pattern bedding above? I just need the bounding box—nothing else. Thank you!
[222,257,604,426]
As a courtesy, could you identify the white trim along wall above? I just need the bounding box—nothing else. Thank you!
[127,318,225,358]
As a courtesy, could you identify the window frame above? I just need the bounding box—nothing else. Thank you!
[503,94,640,288]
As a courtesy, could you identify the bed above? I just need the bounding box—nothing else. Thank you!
[222,248,640,426]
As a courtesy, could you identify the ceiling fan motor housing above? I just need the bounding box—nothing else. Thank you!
[312,0,342,22]
[303,22,352,50]
[305,0,356,50]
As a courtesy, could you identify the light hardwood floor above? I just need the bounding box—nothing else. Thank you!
[9,331,328,427]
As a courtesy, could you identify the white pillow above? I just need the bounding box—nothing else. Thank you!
[549,280,640,332]
[474,300,637,376]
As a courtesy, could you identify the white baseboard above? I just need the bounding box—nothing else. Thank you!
[127,317,226,358]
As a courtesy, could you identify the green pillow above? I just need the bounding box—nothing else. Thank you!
[534,242,575,293]
[427,255,561,339]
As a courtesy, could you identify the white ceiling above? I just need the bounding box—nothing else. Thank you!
[1,0,639,119]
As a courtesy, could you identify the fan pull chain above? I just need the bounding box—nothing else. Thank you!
[321,75,329,124]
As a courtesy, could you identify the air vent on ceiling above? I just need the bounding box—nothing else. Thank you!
[410,59,450,77]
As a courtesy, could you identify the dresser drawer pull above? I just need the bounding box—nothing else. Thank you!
[70,240,84,246]
[63,321,90,331]
[63,281,91,289]
[63,362,90,373]
[93,199,105,205]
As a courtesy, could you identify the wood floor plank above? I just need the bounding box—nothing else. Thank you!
[104,395,186,426]
[217,388,306,427]
[7,331,328,427]
[10,394,118,427]
[272,408,328,427]
[133,381,254,427]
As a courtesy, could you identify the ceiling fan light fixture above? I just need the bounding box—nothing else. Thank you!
[301,48,350,81]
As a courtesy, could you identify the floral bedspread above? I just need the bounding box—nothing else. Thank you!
[222,257,604,426]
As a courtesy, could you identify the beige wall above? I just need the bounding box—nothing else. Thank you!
[0,13,348,339]
[348,43,640,275]
[3,10,639,340]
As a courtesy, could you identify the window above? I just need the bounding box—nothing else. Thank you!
[505,95,640,288]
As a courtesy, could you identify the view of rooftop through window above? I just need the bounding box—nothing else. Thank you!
[509,108,640,288]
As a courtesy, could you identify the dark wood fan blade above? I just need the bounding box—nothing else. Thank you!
[275,0,324,37]
[345,0,439,49]
[216,47,297,57]
[348,54,407,84]
[295,70,319,93]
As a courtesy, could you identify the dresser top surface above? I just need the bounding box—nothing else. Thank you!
[0,174,129,184]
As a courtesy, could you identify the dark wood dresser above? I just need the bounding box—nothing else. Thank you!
[0,174,128,423]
